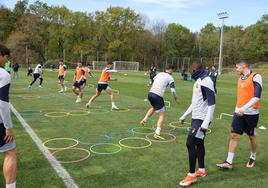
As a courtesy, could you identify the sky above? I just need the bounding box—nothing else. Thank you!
[2,0,268,32]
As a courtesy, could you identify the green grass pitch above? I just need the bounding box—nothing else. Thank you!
[1,69,268,188]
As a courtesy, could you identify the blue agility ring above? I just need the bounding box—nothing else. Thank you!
[77,134,109,145]
[106,130,134,140]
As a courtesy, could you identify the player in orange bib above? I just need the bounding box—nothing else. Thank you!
[217,59,262,169]
[58,60,67,92]
[86,62,119,110]
[72,62,85,103]
[82,64,92,87]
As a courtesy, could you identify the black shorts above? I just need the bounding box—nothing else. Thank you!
[188,119,206,139]
[0,123,6,147]
[148,92,164,111]
[33,73,41,79]
[58,75,64,81]
[97,84,108,92]
[231,114,259,136]
[73,81,83,89]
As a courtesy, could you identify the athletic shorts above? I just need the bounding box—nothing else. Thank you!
[0,123,16,152]
[97,84,109,92]
[33,73,41,79]
[58,75,64,81]
[148,92,165,112]
[188,119,206,140]
[73,81,83,89]
[231,114,259,136]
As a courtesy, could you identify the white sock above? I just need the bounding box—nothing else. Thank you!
[250,152,256,160]
[6,182,16,188]
[112,102,116,107]
[155,127,161,135]
[187,173,196,177]
[198,168,205,172]
[143,115,149,122]
[226,152,234,164]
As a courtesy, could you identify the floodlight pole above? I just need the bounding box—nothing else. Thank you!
[217,12,228,75]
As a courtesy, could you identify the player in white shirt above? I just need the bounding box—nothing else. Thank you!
[0,44,17,188]
[140,64,179,140]
[179,61,217,187]
[28,63,43,88]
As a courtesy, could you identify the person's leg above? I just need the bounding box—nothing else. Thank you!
[3,148,17,187]
[140,108,155,125]
[29,78,37,86]
[246,135,257,168]
[186,135,197,174]
[196,138,206,174]
[155,112,164,135]
[106,87,118,109]
[86,90,101,107]
[39,77,43,86]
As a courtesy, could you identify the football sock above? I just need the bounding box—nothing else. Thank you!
[226,152,234,164]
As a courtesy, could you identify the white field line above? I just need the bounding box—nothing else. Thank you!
[9,103,79,188]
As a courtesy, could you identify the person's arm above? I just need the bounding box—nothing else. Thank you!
[169,81,179,103]
[200,78,216,130]
[237,74,262,115]
[0,76,15,143]
[179,104,193,123]
[105,70,117,73]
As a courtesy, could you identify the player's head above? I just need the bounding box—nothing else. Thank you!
[0,44,10,65]
[189,60,203,75]
[236,59,250,75]
[77,62,82,67]
[59,60,64,65]
[165,64,175,75]
[106,62,113,69]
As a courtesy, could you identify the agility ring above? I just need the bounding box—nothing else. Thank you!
[68,110,90,116]
[90,143,122,155]
[169,121,191,128]
[88,108,110,114]
[51,147,92,163]
[152,125,176,132]
[22,95,41,99]
[45,111,69,118]
[77,134,109,145]
[131,127,155,135]
[146,133,176,143]
[119,137,152,149]
[106,130,134,140]
[43,138,79,150]
[111,108,130,112]
[187,127,212,134]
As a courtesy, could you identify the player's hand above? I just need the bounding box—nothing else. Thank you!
[4,128,15,144]
[200,127,207,133]
[179,117,185,124]
[236,109,244,116]
[174,97,180,105]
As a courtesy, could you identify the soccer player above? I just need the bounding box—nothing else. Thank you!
[28,63,43,88]
[0,44,17,188]
[72,62,85,103]
[179,61,217,187]
[86,62,119,110]
[140,64,179,139]
[58,60,67,92]
[82,64,92,87]
[216,60,262,169]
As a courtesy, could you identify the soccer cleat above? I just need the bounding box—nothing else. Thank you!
[153,134,165,140]
[39,85,43,88]
[75,97,82,103]
[179,175,197,187]
[58,89,64,93]
[216,161,233,169]
[28,85,31,88]
[111,106,119,110]
[246,158,255,168]
[86,102,91,108]
[195,170,207,177]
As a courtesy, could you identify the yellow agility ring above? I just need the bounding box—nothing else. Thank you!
[43,138,79,150]
[169,121,190,128]
[111,108,130,112]
[119,137,152,149]
[68,110,90,116]
[146,133,176,143]
[45,112,69,118]
[51,147,92,164]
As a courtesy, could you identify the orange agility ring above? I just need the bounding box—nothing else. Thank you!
[51,147,92,164]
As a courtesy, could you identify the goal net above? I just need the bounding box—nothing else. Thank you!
[113,61,139,71]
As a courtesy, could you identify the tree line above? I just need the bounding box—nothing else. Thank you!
[0,0,267,70]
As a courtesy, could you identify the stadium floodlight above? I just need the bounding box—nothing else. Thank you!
[217,11,228,75]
